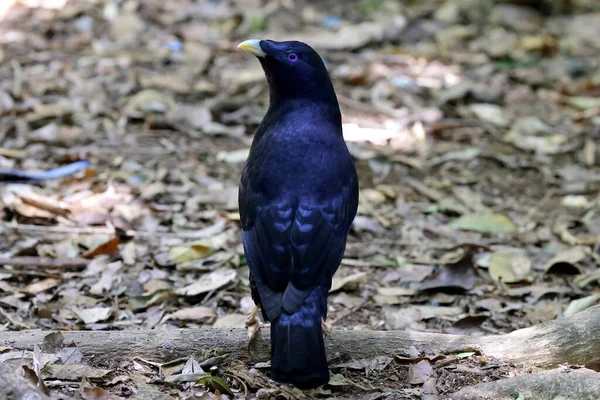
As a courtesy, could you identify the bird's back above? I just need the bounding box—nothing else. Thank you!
[242,101,354,203]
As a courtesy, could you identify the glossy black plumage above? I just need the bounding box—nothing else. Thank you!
[238,40,359,389]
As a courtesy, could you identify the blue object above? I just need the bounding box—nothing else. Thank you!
[321,16,342,28]
[239,40,359,389]
[168,40,183,52]
[0,161,90,183]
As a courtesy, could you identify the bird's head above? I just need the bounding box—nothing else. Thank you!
[238,39,337,106]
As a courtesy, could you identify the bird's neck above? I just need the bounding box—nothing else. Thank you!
[267,94,342,129]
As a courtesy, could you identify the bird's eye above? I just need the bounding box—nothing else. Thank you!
[287,53,298,62]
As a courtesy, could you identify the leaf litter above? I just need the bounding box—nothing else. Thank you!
[1,0,600,398]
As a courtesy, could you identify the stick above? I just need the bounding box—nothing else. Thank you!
[0,256,89,269]
[0,219,227,240]
[0,306,598,370]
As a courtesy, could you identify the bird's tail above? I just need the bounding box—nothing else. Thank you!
[270,298,329,389]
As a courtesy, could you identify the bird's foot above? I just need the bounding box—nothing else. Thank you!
[246,305,271,341]
[322,318,332,336]
[248,321,271,341]
[245,304,260,327]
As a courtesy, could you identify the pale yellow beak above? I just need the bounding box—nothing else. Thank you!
[237,39,266,58]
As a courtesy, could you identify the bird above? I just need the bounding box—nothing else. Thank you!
[237,39,359,389]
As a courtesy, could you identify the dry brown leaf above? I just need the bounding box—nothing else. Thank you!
[22,278,60,295]
[168,306,216,321]
[82,237,120,259]
[544,246,587,275]
[408,360,434,385]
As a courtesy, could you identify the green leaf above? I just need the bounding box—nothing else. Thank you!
[489,248,531,283]
[170,244,214,264]
[563,96,600,110]
[563,294,600,318]
[197,375,234,396]
[250,16,265,32]
[450,213,516,234]
[129,289,175,311]
[454,352,476,359]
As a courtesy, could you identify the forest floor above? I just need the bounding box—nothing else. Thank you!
[1,0,600,399]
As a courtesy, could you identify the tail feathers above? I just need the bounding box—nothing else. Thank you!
[270,308,329,389]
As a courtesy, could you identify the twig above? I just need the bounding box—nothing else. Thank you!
[0,219,227,240]
[0,256,89,270]
[0,268,59,278]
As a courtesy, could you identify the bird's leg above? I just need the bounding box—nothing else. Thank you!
[245,304,260,327]
[246,305,270,341]
[322,318,332,336]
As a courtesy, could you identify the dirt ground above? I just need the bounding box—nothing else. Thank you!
[1,0,600,399]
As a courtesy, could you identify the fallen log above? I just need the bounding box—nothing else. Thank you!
[449,367,600,400]
[0,306,598,371]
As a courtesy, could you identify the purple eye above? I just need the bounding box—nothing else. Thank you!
[287,53,298,62]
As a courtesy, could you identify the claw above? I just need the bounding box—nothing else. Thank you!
[322,318,332,336]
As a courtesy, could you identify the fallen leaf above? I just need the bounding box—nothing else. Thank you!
[168,306,217,322]
[332,292,364,308]
[489,247,532,283]
[123,89,176,118]
[407,360,433,385]
[177,269,237,296]
[82,237,120,259]
[373,294,411,306]
[469,103,510,127]
[198,375,234,396]
[216,148,250,164]
[384,305,462,330]
[332,356,393,372]
[74,307,113,324]
[293,21,399,51]
[22,278,60,295]
[41,331,64,353]
[445,315,489,335]
[328,373,351,386]
[170,243,215,264]
[25,102,73,124]
[450,213,516,234]
[330,272,367,292]
[44,364,112,380]
[561,195,590,209]
[544,246,587,275]
[418,257,478,291]
[58,347,84,365]
[182,356,203,374]
[563,96,600,110]
[81,386,117,400]
[575,269,600,289]
[212,313,246,328]
[129,290,175,311]
[143,279,172,293]
[377,287,417,296]
[563,295,600,318]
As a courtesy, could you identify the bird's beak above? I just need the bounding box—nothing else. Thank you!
[237,39,266,58]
